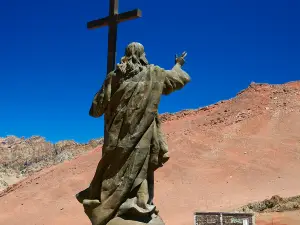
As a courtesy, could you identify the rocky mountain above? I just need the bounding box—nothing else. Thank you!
[0,81,300,225]
[0,135,103,189]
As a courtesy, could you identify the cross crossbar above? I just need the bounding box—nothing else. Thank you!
[87,0,142,74]
[87,9,142,30]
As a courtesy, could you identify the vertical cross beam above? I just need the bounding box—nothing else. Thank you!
[87,0,142,75]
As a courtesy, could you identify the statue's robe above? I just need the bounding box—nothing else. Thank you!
[76,64,190,225]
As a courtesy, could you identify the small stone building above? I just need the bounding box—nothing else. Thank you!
[194,212,255,225]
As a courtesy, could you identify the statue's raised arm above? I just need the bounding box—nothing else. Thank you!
[162,51,191,95]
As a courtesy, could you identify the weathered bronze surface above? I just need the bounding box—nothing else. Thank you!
[76,42,190,225]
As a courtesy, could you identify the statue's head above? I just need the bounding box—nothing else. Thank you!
[116,42,149,75]
[124,42,149,66]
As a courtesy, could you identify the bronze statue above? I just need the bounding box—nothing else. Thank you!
[76,42,190,225]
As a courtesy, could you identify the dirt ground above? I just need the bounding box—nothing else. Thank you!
[0,81,300,225]
[256,211,300,225]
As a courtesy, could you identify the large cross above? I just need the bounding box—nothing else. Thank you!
[87,0,142,75]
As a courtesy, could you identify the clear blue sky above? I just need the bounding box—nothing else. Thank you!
[0,0,299,143]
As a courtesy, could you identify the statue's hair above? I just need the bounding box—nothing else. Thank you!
[125,42,144,57]
[116,42,149,76]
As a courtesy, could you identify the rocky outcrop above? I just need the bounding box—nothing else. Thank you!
[0,135,103,190]
[238,195,300,213]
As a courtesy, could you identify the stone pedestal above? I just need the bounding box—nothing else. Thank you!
[107,214,165,225]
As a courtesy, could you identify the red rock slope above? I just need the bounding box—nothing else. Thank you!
[0,81,300,225]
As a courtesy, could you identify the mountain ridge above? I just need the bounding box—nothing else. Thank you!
[0,80,300,225]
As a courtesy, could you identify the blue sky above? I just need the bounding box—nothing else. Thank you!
[0,0,299,143]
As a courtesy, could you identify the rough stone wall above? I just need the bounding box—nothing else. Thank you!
[195,213,253,225]
[223,214,253,225]
[195,214,221,225]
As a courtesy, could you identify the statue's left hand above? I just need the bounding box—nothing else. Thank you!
[175,51,187,66]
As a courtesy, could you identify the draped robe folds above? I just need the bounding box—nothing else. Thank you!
[76,64,190,225]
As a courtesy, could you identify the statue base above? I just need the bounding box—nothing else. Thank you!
[107,214,165,225]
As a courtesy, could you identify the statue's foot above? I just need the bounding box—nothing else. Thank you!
[107,214,165,225]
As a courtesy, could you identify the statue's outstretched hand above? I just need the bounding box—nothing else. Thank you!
[175,51,187,66]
